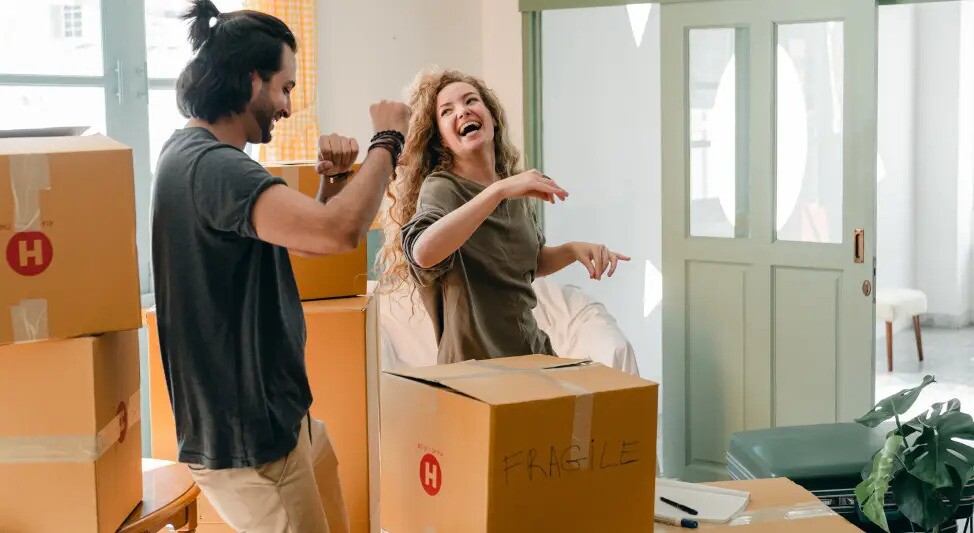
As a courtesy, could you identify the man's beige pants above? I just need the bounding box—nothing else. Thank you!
[188,416,349,533]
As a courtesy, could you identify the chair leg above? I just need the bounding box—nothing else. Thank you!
[914,316,924,362]
[886,321,894,372]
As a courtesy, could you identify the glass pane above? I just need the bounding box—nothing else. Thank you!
[0,86,105,132]
[776,22,844,243]
[689,28,749,238]
[148,88,256,171]
[145,0,246,79]
[0,0,103,76]
[148,89,185,173]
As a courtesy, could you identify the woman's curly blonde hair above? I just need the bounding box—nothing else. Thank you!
[375,68,522,294]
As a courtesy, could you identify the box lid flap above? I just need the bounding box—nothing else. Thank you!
[263,161,362,169]
[0,133,129,156]
[262,160,316,167]
[389,354,584,381]
[0,126,90,138]
[386,355,652,405]
[302,296,371,313]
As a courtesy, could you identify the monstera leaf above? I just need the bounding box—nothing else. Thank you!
[856,434,904,532]
[856,375,935,428]
[890,469,965,531]
[856,378,974,532]
[903,401,974,490]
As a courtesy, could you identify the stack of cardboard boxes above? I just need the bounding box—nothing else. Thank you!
[146,161,380,533]
[0,133,143,532]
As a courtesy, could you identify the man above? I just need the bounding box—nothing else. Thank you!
[150,1,409,531]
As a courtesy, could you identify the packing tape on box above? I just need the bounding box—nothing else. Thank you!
[8,154,53,342]
[10,298,49,342]
[9,153,50,232]
[547,367,594,460]
[0,389,140,463]
[725,502,838,526]
[465,361,594,462]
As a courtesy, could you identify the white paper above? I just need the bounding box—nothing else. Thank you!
[655,478,751,523]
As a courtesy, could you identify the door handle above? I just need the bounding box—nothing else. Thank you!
[854,229,864,264]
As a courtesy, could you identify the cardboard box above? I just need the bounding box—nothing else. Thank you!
[0,134,141,345]
[381,356,659,533]
[0,330,143,533]
[654,478,862,532]
[146,296,380,533]
[304,296,380,533]
[263,161,368,300]
[145,308,177,462]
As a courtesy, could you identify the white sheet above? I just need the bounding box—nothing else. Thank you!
[373,278,640,375]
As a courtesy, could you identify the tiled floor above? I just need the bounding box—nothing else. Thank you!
[875,325,974,421]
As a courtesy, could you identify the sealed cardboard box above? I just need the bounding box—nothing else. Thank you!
[381,355,659,533]
[263,161,368,300]
[145,308,177,462]
[0,134,141,346]
[304,296,380,533]
[146,295,379,533]
[0,330,143,533]
[654,478,862,532]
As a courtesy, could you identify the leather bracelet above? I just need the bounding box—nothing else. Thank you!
[370,135,402,154]
[368,142,401,174]
[371,130,405,145]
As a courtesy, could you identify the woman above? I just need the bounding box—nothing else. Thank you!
[378,69,629,364]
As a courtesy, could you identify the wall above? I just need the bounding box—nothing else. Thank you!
[317,0,526,276]
[480,0,525,160]
[316,0,525,153]
[913,1,971,328]
[316,0,484,145]
[540,6,662,384]
[876,4,917,336]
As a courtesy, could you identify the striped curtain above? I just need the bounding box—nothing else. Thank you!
[245,0,318,161]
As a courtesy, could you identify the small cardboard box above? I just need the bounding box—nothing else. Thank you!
[381,355,659,533]
[146,296,379,533]
[0,330,143,533]
[263,162,368,301]
[0,134,141,345]
[654,478,863,532]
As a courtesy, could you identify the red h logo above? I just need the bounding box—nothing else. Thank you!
[419,454,442,496]
[6,232,53,276]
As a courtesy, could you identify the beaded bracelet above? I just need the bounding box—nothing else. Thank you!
[371,130,405,145]
[370,131,403,165]
[368,141,401,171]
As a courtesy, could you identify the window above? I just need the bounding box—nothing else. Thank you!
[0,0,251,293]
[144,0,248,171]
[62,5,83,38]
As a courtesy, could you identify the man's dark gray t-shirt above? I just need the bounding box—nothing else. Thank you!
[151,127,311,469]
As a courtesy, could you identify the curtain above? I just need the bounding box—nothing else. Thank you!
[246,0,318,161]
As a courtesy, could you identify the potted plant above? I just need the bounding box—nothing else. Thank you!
[855,376,974,532]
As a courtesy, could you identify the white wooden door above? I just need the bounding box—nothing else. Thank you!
[660,0,878,481]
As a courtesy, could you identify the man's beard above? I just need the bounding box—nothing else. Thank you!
[253,92,276,144]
